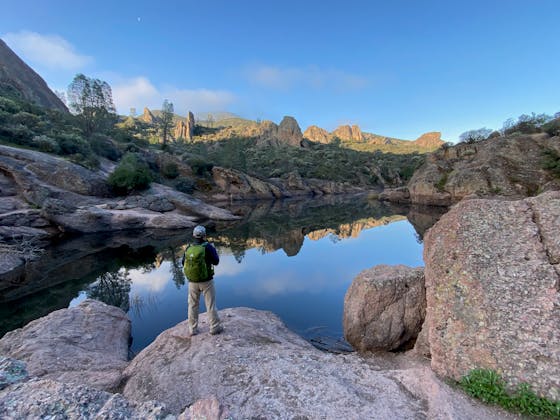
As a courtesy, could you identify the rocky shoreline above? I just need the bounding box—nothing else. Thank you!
[0,143,380,281]
[2,191,558,417]
[0,301,515,419]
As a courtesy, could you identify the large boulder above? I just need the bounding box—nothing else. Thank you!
[379,186,411,203]
[408,133,560,206]
[211,166,281,200]
[121,307,513,418]
[0,300,130,391]
[423,191,560,401]
[343,265,426,352]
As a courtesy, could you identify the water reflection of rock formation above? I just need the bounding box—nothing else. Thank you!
[213,196,423,257]
[0,196,446,338]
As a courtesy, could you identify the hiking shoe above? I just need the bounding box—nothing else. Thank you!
[188,327,199,336]
[209,326,223,335]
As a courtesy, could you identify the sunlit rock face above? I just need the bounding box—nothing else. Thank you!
[424,191,560,401]
[174,111,195,140]
[303,125,331,143]
[141,107,156,124]
[408,133,560,206]
[413,132,444,148]
[277,116,303,147]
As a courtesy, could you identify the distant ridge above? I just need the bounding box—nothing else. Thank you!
[304,124,445,150]
[0,39,68,112]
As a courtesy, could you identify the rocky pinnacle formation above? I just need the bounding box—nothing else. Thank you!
[141,107,156,124]
[174,111,195,140]
[303,125,331,143]
[332,124,364,141]
[277,116,303,146]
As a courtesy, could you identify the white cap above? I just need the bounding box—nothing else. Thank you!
[193,225,206,238]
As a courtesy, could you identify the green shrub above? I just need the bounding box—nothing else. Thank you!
[56,133,91,155]
[1,123,34,145]
[542,149,560,178]
[173,178,195,194]
[69,153,100,170]
[435,172,449,192]
[11,111,40,129]
[161,162,179,179]
[90,133,122,161]
[0,96,21,113]
[32,135,60,153]
[542,118,560,137]
[187,157,214,176]
[459,369,560,418]
[108,152,153,195]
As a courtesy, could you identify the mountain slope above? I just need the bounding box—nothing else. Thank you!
[0,39,68,112]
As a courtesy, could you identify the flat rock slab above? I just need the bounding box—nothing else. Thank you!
[122,307,515,419]
[0,299,130,391]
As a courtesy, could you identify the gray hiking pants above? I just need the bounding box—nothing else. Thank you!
[188,279,221,333]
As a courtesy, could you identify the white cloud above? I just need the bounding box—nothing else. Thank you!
[111,76,236,115]
[112,77,160,111]
[2,31,92,70]
[214,256,246,277]
[247,64,369,92]
[129,263,171,293]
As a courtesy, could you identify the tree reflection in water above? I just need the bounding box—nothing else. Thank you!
[87,269,132,312]
[166,246,186,289]
[129,292,160,319]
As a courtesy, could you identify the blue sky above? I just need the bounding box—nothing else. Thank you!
[1,0,559,141]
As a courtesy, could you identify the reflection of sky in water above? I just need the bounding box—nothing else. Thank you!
[70,219,423,352]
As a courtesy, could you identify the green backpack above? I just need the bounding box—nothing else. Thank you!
[183,243,209,282]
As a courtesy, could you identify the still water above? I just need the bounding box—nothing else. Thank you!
[2,196,440,353]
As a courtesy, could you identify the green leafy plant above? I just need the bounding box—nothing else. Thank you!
[542,149,560,178]
[108,152,152,195]
[435,172,448,192]
[459,369,560,418]
[161,162,179,179]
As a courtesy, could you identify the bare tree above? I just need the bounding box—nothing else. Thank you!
[459,128,493,143]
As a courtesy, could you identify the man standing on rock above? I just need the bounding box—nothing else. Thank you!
[183,225,223,336]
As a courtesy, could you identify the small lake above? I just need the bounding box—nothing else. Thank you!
[0,196,442,353]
